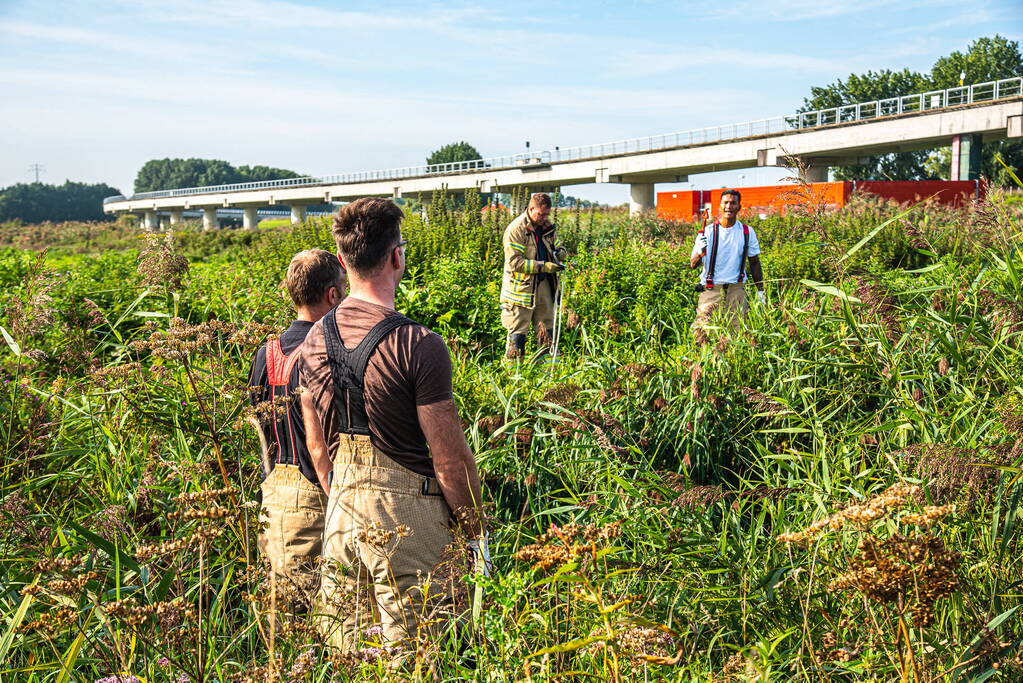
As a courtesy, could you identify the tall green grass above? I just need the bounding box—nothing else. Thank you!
[1,188,1022,681]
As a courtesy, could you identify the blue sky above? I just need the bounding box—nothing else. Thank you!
[1,0,1020,202]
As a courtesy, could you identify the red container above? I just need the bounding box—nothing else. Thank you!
[657,180,981,221]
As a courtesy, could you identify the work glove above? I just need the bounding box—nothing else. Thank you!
[468,535,493,577]
[554,246,568,261]
[691,233,707,258]
[756,289,766,304]
[540,261,566,273]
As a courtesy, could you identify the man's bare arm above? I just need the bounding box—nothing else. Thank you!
[748,255,764,290]
[300,391,332,496]
[418,399,485,539]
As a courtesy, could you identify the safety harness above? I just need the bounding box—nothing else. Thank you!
[322,308,443,496]
[264,337,305,467]
[704,221,750,290]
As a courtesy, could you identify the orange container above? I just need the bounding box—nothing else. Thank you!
[657,180,981,221]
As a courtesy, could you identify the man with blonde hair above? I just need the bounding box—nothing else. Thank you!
[500,192,567,359]
[248,249,345,608]
[299,197,487,652]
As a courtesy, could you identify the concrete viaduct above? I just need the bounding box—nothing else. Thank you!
[104,77,1023,227]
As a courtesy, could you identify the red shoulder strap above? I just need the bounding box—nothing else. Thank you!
[265,338,304,386]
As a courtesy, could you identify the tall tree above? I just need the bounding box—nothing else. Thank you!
[134,159,303,193]
[930,36,1023,185]
[427,141,483,166]
[236,165,303,182]
[135,158,238,193]
[930,35,1023,88]
[799,69,933,180]
[796,36,1023,184]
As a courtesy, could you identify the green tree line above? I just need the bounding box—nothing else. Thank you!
[0,181,122,223]
[134,159,303,193]
[800,35,1023,183]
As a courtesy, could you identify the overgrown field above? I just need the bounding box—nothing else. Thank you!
[2,187,1023,681]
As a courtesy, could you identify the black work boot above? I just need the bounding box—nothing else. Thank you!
[505,333,527,360]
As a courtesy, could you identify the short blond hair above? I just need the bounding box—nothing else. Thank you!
[285,249,344,306]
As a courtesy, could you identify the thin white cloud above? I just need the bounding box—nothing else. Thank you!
[708,0,959,21]
[0,20,222,63]
[104,0,589,54]
[110,0,496,37]
[605,49,855,80]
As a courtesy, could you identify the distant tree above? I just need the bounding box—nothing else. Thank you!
[930,36,1023,185]
[134,159,303,193]
[557,194,597,208]
[135,158,237,193]
[0,181,122,223]
[427,142,483,167]
[797,36,1023,184]
[236,165,304,182]
[799,69,933,180]
[930,35,1023,88]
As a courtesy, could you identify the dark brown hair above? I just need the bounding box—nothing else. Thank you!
[331,198,404,275]
[529,193,552,209]
[721,189,741,202]
[285,249,344,307]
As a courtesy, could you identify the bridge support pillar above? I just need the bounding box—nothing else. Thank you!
[169,209,183,226]
[202,207,218,231]
[951,134,982,181]
[143,210,158,231]
[805,166,829,182]
[290,205,307,225]
[243,207,260,230]
[629,183,655,216]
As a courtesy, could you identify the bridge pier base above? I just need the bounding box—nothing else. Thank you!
[951,134,982,181]
[169,209,183,226]
[290,205,307,225]
[629,183,655,216]
[143,210,158,231]
[202,208,218,231]
[805,166,829,182]
[243,207,259,230]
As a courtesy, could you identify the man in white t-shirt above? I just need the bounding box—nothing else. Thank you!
[689,189,765,331]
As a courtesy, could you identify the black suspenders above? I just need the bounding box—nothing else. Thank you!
[321,309,413,436]
[705,222,751,289]
[706,223,721,289]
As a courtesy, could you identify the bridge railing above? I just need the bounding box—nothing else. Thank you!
[111,76,1022,203]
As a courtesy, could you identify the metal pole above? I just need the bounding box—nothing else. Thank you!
[549,274,567,371]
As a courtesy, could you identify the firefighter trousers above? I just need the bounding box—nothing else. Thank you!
[258,464,328,610]
[316,434,453,652]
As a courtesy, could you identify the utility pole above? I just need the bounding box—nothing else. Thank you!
[28,164,44,183]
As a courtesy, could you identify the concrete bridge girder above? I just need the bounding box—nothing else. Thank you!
[104,99,1023,219]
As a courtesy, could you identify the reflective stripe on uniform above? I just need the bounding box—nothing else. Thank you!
[501,290,534,306]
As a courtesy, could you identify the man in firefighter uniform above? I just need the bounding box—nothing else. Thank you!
[500,192,567,359]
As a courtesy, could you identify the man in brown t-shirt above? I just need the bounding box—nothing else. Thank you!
[300,197,487,653]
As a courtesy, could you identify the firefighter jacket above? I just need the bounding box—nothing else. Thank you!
[501,211,565,309]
